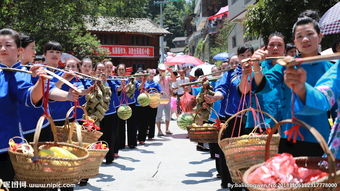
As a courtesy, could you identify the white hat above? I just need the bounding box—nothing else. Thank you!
[158,64,166,70]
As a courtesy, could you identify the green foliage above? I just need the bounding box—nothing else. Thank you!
[97,0,149,18]
[244,0,339,45]
[210,22,233,61]
[149,0,189,48]
[0,0,150,58]
[72,33,109,63]
[194,39,204,58]
[162,2,186,48]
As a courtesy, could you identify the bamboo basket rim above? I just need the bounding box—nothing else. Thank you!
[186,108,220,143]
[32,115,88,160]
[243,118,337,187]
[218,108,279,149]
[147,87,161,94]
[190,107,221,128]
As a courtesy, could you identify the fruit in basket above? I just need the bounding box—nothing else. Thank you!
[233,135,265,146]
[117,105,132,120]
[137,93,150,107]
[203,123,214,127]
[88,142,108,150]
[49,147,78,159]
[177,113,194,130]
[39,149,55,157]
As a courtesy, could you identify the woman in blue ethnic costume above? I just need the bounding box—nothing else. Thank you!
[250,16,332,157]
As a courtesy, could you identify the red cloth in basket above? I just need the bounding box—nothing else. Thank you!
[247,153,328,185]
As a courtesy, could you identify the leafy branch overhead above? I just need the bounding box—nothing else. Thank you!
[244,0,339,44]
[0,0,149,58]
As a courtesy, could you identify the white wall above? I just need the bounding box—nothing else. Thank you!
[228,0,256,21]
[227,0,262,54]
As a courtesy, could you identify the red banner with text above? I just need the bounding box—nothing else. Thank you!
[101,45,154,58]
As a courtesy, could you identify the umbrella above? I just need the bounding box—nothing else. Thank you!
[213,52,229,61]
[320,2,340,35]
[189,64,214,77]
[208,5,228,20]
[61,53,80,63]
[164,55,204,66]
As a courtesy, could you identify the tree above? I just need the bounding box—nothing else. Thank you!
[161,2,186,48]
[210,22,233,62]
[0,0,150,59]
[244,0,339,47]
[96,0,149,18]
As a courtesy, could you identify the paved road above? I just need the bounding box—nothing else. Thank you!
[75,120,225,191]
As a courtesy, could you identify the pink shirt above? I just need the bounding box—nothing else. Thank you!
[154,75,171,98]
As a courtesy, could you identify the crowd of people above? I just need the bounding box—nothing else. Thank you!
[202,11,340,190]
[0,8,339,191]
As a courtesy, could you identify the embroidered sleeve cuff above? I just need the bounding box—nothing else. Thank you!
[26,87,42,108]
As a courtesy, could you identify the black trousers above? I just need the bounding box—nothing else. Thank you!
[146,106,158,139]
[219,115,246,189]
[137,106,157,141]
[116,104,137,151]
[0,152,14,181]
[209,143,220,174]
[136,106,148,142]
[99,113,118,163]
[279,138,324,157]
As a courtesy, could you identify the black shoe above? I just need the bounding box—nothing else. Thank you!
[105,157,113,164]
[129,145,136,149]
[79,179,88,186]
[221,183,228,189]
[196,145,209,152]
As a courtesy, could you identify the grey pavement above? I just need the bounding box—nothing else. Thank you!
[75,120,226,191]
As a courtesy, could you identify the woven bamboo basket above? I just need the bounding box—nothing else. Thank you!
[81,141,109,178]
[159,92,170,105]
[56,106,103,143]
[218,108,280,183]
[148,88,161,108]
[187,108,221,143]
[242,118,340,191]
[8,115,89,184]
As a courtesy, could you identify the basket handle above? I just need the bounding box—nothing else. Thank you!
[265,118,336,181]
[9,136,28,144]
[147,88,160,94]
[64,106,86,146]
[218,108,278,149]
[32,115,57,159]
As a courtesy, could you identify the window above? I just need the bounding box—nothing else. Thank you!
[97,34,117,45]
[132,36,149,45]
[232,36,237,48]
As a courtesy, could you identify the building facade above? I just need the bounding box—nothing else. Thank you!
[86,17,170,70]
[187,0,228,61]
[227,0,263,54]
